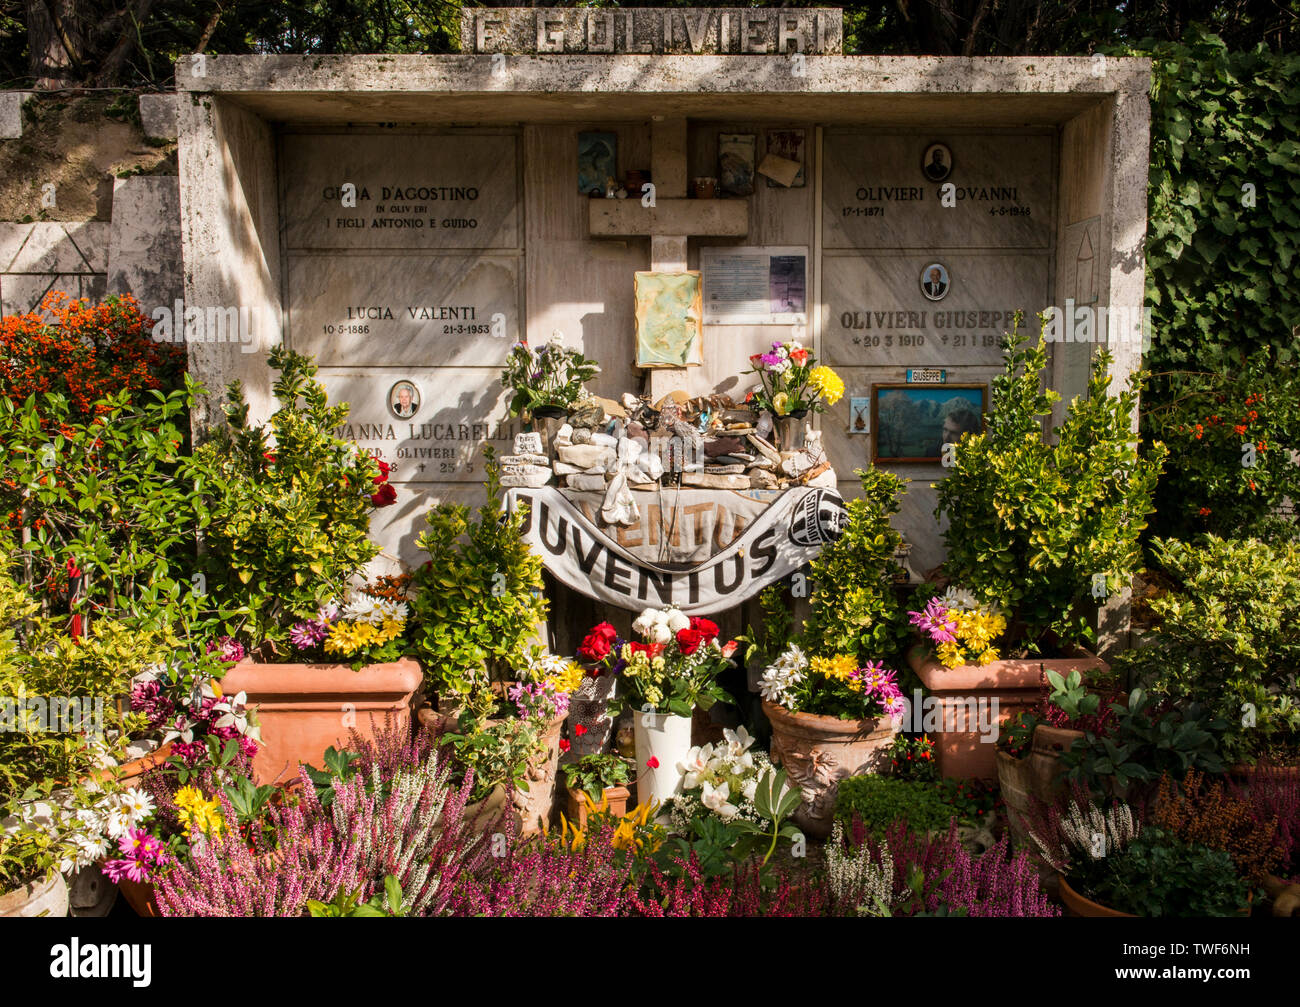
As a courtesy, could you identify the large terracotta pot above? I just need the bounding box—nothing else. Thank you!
[0,871,69,917]
[997,724,1083,849]
[763,700,898,839]
[221,658,422,785]
[634,712,693,811]
[1058,875,1133,917]
[908,644,1108,780]
[118,877,162,917]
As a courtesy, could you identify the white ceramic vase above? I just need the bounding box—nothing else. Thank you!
[633,712,693,811]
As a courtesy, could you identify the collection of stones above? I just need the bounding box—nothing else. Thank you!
[496,390,836,520]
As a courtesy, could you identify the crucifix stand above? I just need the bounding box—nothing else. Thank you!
[587,118,749,401]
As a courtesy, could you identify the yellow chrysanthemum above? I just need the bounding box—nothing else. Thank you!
[937,641,966,669]
[324,620,370,655]
[977,647,1000,665]
[811,654,857,683]
[546,661,585,695]
[808,365,845,405]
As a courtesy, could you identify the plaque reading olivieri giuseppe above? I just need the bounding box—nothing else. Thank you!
[389,380,421,419]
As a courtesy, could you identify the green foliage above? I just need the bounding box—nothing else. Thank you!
[1143,352,1300,543]
[1073,827,1249,917]
[193,347,382,649]
[887,734,939,782]
[499,339,600,418]
[835,775,962,836]
[802,466,907,663]
[307,874,406,917]
[1045,669,1100,722]
[408,456,547,720]
[1117,535,1300,760]
[0,558,162,808]
[936,322,1165,650]
[440,718,539,805]
[737,583,792,669]
[1060,688,1228,794]
[1141,27,1300,377]
[997,709,1046,758]
[562,754,630,803]
[0,383,205,629]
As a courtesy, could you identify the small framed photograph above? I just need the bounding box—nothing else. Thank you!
[389,380,422,419]
[871,384,986,463]
[922,142,953,182]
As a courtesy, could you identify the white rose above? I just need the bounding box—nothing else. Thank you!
[650,623,673,645]
[666,609,690,633]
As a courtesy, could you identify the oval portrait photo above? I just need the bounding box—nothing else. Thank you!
[920,262,951,301]
[389,380,421,419]
[921,142,953,182]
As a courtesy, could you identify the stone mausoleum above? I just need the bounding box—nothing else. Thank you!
[172,8,1151,644]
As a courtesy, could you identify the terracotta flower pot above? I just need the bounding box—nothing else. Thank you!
[90,742,174,785]
[117,877,162,917]
[566,785,632,830]
[997,724,1083,849]
[220,657,422,785]
[907,644,1107,780]
[1058,875,1134,917]
[762,700,898,839]
[416,702,562,836]
[0,871,68,918]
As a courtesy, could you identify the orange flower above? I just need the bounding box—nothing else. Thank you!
[1234,424,1248,435]
[1249,480,1257,491]
[1198,507,1211,516]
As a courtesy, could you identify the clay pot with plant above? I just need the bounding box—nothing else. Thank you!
[191,348,418,785]
[562,753,632,829]
[921,321,1165,778]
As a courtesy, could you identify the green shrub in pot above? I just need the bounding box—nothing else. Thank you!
[935,320,1166,653]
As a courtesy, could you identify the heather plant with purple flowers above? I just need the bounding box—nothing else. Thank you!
[845,817,1059,917]
[154,724,502,916]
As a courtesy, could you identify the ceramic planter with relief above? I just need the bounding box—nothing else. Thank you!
[762,700,897,839]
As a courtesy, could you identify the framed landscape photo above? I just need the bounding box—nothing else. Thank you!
[871,384,986,463]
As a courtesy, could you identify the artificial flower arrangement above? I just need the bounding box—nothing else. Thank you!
[758,642,907,722]
[586,607,737,718]
[668,726,777,830]
[500,331,601,419]
[745,339,844,417]
[907,586,1009,669]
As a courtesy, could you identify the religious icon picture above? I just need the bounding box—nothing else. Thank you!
[871,384,986,464]
[921,142,953,182]
[920,262,951,301]
[578,132,617,196]
[389,380,421,419]
[718,133,756,196]
[849,396,871,434]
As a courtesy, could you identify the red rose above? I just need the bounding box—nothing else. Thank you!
[688,617,719,642]
[578,633,612,663]
[370,484,397,507]
[590,622,618,642]
[373,459,392,485]
[559,738,570,753]
[646,757,660,769]
[645,642,666,659]
[575,724,587,737]
[676,628,704,655]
